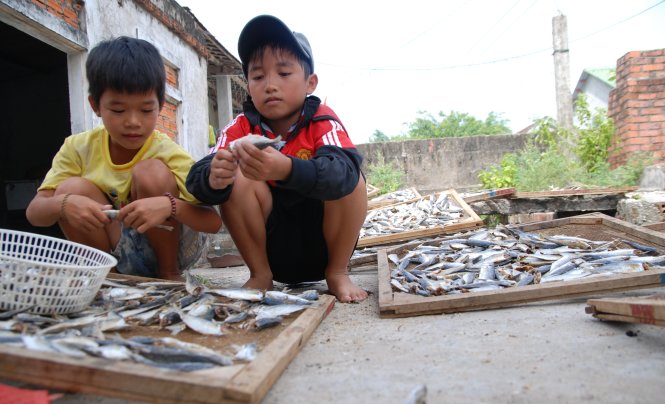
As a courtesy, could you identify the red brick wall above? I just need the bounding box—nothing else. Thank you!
[156,64,179,139]
[31,0,84,30]
[608,49,665,167]
[157,101,178,140]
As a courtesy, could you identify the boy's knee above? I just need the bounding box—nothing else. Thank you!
[132,159,174,193]
[55,177,98,195]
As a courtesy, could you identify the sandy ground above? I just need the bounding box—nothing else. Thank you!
[3,262,665,403]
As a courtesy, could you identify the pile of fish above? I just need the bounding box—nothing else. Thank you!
[361,192,465,239]
[0,271,318,371]
[370,188,420,203]
[389,225,665,296]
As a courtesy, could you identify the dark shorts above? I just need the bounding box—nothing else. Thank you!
[111,224,206,278]
[266,190,327,284]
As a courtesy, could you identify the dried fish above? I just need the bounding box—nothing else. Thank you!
[389,224,664,297]
[229,134,283,151]
[0,272,317,371]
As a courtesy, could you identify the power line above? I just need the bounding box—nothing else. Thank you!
[320,0,665,72]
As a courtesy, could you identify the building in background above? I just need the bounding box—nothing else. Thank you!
[0,0,246,235]
[572,67,616,112]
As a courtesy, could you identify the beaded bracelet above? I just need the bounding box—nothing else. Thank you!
[164,192,177,219]
[60,193,71,221]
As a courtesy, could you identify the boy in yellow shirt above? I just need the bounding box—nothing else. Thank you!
[26,36,221,280]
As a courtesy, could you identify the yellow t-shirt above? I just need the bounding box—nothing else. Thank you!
[39,126,200,208]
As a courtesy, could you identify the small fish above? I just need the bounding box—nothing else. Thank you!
[207,288,264,302]
[229,134,283,151]
[179,311,224,336]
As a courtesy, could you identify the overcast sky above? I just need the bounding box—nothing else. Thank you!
[177,0,665,144]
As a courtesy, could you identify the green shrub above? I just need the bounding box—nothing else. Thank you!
[477,94,649,191]
[366,152,405,195]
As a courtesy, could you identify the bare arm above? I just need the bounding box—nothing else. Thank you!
[26,190,111,231]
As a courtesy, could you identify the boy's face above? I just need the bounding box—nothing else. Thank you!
[89,89,160,152]
[247,48,317,129]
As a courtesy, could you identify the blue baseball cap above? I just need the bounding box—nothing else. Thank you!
[238,15,314,77]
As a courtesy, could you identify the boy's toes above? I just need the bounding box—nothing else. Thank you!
[339,288,368,303]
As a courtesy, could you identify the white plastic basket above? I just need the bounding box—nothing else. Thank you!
[0,228,117,315]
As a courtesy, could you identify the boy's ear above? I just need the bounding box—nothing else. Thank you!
[306,73,318,95]
[88,95,101,116]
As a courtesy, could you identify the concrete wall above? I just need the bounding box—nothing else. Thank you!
[609,48,665,167]
[357,134,529,193]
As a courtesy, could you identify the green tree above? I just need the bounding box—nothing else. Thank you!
[365,152,405,195]
[478,94,649,191]
[405,111,511,139]
[369,130,390,143]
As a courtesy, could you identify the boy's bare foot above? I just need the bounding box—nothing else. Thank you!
[326,273,368,303]
[243,276,274,291]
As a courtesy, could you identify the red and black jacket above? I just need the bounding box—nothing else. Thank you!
[186,96,364,205]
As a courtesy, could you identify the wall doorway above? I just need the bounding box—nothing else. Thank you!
[0,21,70,238]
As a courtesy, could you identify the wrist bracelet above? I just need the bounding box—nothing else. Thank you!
[164,192,177,219]
[60,193,71,221]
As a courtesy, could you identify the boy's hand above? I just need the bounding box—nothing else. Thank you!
[209,149,238,190]
[118,196,172,233]
[60,194,111,233]
[234,142,292,182]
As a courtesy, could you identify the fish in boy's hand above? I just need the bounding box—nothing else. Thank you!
[229,134,283,151]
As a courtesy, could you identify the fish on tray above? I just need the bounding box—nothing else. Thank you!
[0,270,320,372]
[388,224,665,297]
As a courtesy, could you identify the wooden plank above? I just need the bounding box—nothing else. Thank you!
[586,294,665,327]
[513,186,636,198]
[462,187,516,203]
[358,189,484,248]
[225,295,335,402]
[591,313,665,327]
[377,248,393,310]
[643,222,665,232]
[366,183,380,199]
[377,213,665,318]
[380,269,665,317]
[0,276,336,403]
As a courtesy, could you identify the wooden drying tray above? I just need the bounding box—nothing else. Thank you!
[358,189,483,248]
[378,213,665,318]
[586,294,665,327]
[512,186,637,198]
[368,187,422,210]
[461,187,516,203]
[0,274,336,403]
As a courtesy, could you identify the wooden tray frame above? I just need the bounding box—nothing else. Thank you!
[366,183,380,199]
[586,294,665,327]
[461,187,515,203]
[0,275,336,403]
[358,189,483,248]
[378,213,665,318]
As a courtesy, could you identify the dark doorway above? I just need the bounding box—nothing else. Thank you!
[0,22,70,238]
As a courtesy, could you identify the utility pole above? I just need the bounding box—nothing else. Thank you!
[552,13,573,131]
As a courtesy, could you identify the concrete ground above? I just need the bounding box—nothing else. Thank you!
[5,261,665,404]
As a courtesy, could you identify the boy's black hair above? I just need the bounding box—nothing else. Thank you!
[86,36,166,107]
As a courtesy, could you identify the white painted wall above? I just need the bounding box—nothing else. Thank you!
[1,0,211,159]
[83,0,210,158]
[579,77,612,113]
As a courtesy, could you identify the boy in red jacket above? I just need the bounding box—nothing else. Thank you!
[186,15,368,302]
